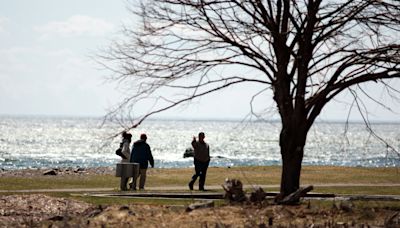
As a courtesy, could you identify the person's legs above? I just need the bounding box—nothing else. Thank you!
[139,168,147,189]
[188,173,198,190]
[189,160,201,190]
[120,177,128,191]
[198,161,209,190]
[131,173,139,190]
[127,177,132,188]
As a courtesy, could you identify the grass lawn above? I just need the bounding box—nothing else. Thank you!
[1,166,399,194]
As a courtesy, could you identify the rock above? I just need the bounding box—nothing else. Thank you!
[48,215,65,221]
[43,169,57,175]
[213,155,225,159]
[337,201,353,212]
[183,148,225,159]
[183,148,194,158]
[84,205,105,218]
[119,206,130,211]
[74,167,85,173]
[268,217,273,226]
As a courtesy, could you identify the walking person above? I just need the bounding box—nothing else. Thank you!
[130,133,154,190]
[188,132,210,191]
[119,131,132,191]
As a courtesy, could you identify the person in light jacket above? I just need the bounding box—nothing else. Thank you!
[130,133,154,190]
[119,131,132,190]
[121,132,132,162]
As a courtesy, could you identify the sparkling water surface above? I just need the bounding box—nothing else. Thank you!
[0,116,399,170]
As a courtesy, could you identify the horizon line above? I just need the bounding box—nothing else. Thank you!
[0,113,399,124]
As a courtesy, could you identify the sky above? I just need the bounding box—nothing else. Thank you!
[0,0,399,122]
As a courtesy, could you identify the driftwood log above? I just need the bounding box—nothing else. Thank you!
[186,200,214,212]
[278,185,314,205]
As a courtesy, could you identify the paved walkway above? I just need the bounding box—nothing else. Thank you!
[1,183,400,193]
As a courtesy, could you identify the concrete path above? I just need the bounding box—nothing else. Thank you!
[1,183,400,193]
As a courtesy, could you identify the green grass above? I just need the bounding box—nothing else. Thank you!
[148,166,400,187]
[1,166,399,195]
[0,175,119,190]
[300,166,400,184]
[307,186,400,195]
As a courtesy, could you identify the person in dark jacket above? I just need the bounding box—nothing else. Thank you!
[188,132,210,191]
[130,133,154,190]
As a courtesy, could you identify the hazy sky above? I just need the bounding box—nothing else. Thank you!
[1,0,399,121]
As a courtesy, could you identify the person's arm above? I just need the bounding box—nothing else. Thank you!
[207,144,210,161]
[148,145,154,168]
[191,136,197,148]
[129,146,135,162]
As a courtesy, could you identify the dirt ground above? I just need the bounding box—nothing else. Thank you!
[1,167,400,227]
[1,194,400,228]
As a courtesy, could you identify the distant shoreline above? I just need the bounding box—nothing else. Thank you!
[2,162,400,172]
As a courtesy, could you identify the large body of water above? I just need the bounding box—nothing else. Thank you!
[0,116,399,170]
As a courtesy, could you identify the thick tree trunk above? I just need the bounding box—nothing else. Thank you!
[279,124,307,198]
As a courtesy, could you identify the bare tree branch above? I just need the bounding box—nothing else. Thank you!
[99,0,400,197]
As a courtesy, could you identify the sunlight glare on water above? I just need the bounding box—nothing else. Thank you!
[0,116,399,170]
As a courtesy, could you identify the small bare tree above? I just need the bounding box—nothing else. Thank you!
[101,0,400,201]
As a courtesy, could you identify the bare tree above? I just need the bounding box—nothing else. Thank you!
[101,0,400,201]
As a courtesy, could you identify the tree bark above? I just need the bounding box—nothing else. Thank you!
[279,123,307,198]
